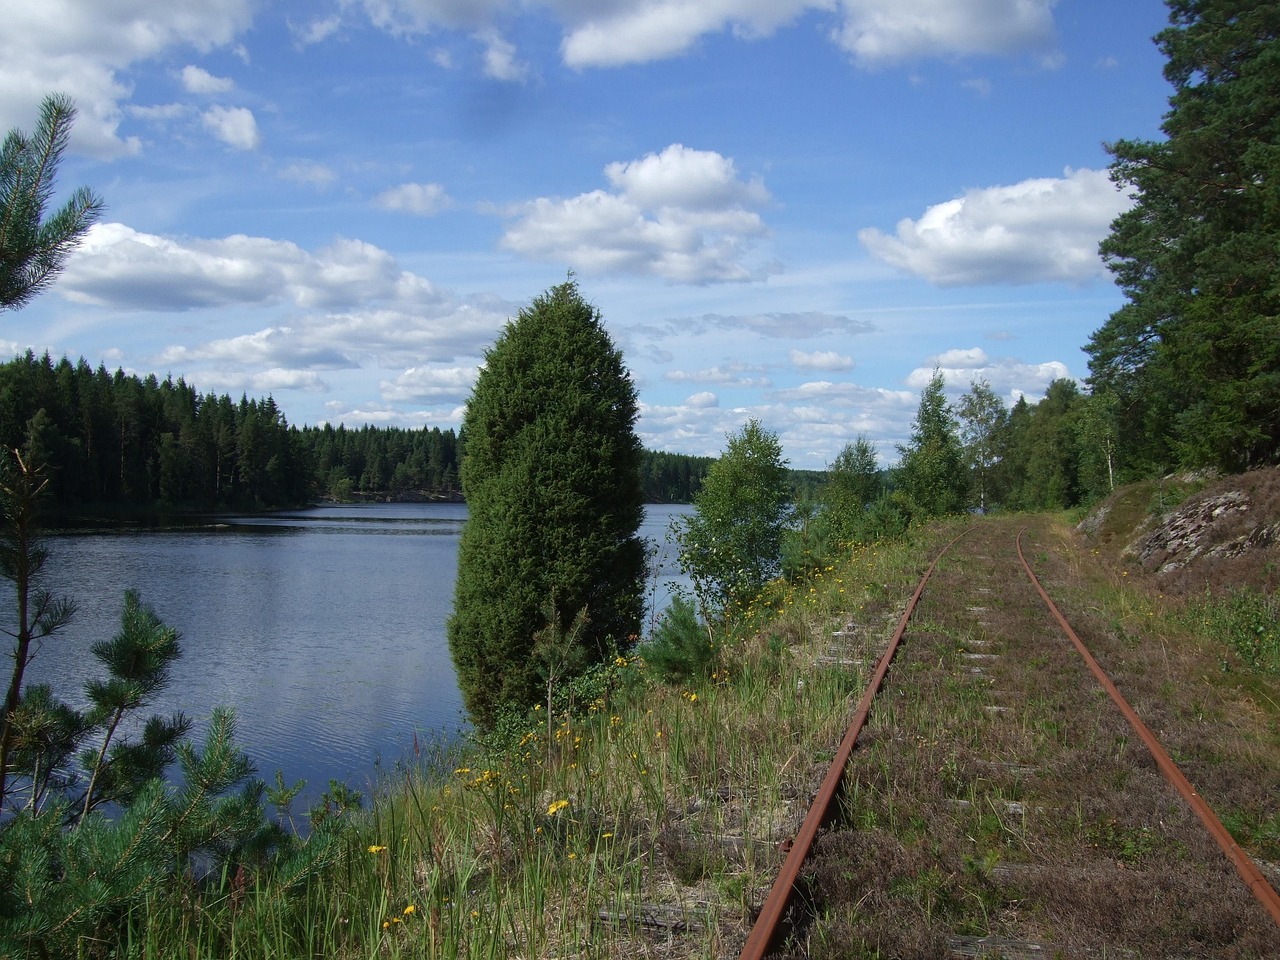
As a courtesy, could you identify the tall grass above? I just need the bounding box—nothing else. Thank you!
[104,532,933,959]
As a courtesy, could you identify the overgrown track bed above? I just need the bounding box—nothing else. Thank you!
[766,518,1280,959]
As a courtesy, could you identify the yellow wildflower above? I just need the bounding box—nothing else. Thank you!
[547,799,570,816]
[368,844,387,854]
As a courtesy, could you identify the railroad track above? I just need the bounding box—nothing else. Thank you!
[740,518,1280,959]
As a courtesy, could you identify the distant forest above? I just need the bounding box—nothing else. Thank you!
[0,352,716,512]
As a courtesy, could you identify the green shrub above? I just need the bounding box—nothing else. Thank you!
[640,595,714,681]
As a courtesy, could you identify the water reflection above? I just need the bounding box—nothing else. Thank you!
[25,503,690,808]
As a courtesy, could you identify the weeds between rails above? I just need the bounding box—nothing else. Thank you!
[784,517,1280,960]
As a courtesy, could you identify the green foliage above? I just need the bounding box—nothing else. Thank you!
[1089,0,1280,473]
[640,595,714,681]
[448,280,646,728]
[0,94,104,311]
[955,378,1008,513]
[675,419,793,614]
[78,589,190,820]
[895,370,966,520]
[821,435,882,541]
[1184,588,1280,672]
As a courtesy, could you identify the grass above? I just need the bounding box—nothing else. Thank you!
[104,535,933,959]
[51,495,1280,958]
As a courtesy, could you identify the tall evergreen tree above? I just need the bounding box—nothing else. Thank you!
[1,94,103,311]
[1089,0,1280,472]
[447,281,645,728]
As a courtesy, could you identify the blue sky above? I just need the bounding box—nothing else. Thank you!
[2,0,1173,469]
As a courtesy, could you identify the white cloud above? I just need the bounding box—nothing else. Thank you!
[61,223,429,312]
[500,144,771,283]
[686,391,720,408]
[832,0,1058,65]
[0,0,255,156]
[858,167,1132,287]
[558,0,816,68]
[181,65,234,94]
[665,362,770,388]
[790,348,854,372]
[281,161,338,187]
[202,104,261,150]
[374,182,451,215]
[905,347,1073,400]
[477,30,529,81]
[291,15,343,46]
[380,365,479,403]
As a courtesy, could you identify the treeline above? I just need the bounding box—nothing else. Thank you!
[0,351,715,511]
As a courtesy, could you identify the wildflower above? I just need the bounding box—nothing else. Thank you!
[547,799,570,816]
[368,844,388,854]
[568,852,577,860]
[383,921,391,929]
[404,904,416,916]
[602,832,614,839]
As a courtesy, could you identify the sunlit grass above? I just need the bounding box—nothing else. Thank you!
[109,529,937,958]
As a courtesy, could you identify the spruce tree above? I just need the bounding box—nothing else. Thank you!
[447,281,645,728]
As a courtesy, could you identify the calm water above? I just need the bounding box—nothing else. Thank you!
[25,503,690,806]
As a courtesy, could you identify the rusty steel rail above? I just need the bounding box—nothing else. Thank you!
[738,530,968,960]
[1016,527,1280,930]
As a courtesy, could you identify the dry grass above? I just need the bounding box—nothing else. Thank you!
[796,516,1280,960]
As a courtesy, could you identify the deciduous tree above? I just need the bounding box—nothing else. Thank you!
[896,370,966,519]
[675,419,792,614]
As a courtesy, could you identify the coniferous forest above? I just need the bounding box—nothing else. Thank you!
[0,350,718,511]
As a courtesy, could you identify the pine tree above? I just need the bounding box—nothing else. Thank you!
[1,94,103,311]
[1088,0,1280,472]
[447,281,645,728]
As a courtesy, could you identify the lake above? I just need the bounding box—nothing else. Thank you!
[25,502,692,809]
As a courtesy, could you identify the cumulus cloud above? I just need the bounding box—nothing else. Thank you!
[554,0,1058,68]
[832,0,1057,65]
[905,346,1073,400]
[374,182,452,215]
[500,144,770,283]
[380,365,480,403]
[858,167,1132,287]
[790,348,854,372]
[558,0,815,68]
[0,0,254,156]
[61,223,443,313]
[181,65,234,94]
[202,104,261,149]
